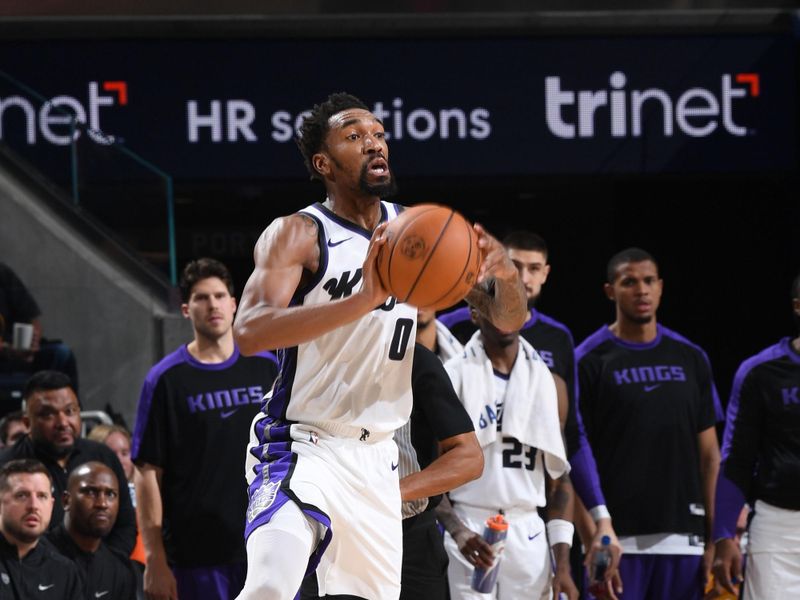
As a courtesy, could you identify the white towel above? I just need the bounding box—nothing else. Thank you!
[444,331,569,479]
[435,319,464,362]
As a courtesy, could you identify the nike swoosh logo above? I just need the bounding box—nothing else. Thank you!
[528,531,542,541]
[38,584,55,591]
[644,384,661,392]
[327,237,352,248]
[391,462,399,471]
[95,592,110,598]
[220,409,239,419]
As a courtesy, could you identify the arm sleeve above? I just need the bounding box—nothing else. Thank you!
[413,345,473,441]
[713,366,762,539]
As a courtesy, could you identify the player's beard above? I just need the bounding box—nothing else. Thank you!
[359,162,398,199]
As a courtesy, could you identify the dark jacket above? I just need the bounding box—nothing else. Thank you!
[0,533,82,599]
[0,437,136,556]
[47,526,135,600]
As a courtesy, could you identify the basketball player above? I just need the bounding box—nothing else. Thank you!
[576,248,722,600]
[233,93,526,600]
[438,308,577,599]
[439,232,621,585]
[416,308,464,362]
[711,271,800,598]
[132,258,279,600]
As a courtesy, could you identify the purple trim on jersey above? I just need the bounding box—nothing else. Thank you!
[131,345,194,459]
[570,434,607,510]
[721,340,786,458]
[575,326,614,362]
[255,350,279,366]
[178,344,242,371]
[173,563,246,600]
[712,339,789,541]
[437,306,471,329]
[266,346,298,422]
[713,471,747,541]
[527,310,576,346]
[295,211,329,300]
[313,201,388,240]
[492,369,510,380]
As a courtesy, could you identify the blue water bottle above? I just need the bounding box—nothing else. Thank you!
[470,514,509,593]
[588,535,612,598]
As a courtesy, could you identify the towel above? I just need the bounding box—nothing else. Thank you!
[444,331,569,479]
[435,319,464,362]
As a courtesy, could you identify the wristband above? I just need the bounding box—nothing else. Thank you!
[546,519,574,548]
[590,504,611,522]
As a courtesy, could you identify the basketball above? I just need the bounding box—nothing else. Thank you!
[376,204,481,311]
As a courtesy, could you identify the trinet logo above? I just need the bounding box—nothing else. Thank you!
[0,81,127,146]
[545,71,759,139]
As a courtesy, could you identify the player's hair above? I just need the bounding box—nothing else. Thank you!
[22,370,74,402]
[606,247,658,283]
[0,459,52,493]
[87,423,131,445]
[180,258,235,303]
[0,410,24,445]
[502,231,548,260]
[296,92,370,181]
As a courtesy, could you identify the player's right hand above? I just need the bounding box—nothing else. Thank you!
[712,538,743,594]
[361,222,391,307]
[453,527,495,570]
[144,556,179,600]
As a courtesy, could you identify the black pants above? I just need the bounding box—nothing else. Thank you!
[400,510,449,600]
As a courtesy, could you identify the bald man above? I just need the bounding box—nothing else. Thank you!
[48,462,136,600]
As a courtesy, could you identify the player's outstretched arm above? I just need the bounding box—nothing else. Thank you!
[234,215,391,354]
[399,432,482,502]
[465,224,526,333]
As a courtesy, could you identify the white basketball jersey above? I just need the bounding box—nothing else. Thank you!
[450,374,547,511]
[267,201,417,435]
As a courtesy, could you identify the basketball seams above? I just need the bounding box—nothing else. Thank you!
[427,217,477,308]
[405,209,455,303]
[384,206,440,300]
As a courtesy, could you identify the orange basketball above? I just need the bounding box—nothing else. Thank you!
[377,204,481,311]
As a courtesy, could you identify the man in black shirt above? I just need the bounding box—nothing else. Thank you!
[49,462,135,600]
[0,458,82,600]
[577,248,721,600]
[133,258,279,600]
[712,271,800,597]
[0,371,136,556]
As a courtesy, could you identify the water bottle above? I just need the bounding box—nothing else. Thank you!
[470,514,509,593]
[588,535,612,598]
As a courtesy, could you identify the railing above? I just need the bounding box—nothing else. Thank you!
[0,69,177,285]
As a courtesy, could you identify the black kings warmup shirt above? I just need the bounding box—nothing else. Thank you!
[132,345,278,566]
[576,325,721,537]
[722,337,800,510]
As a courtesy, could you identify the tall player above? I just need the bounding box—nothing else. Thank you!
[712,271,800,598]
[577,248,722,600]
[439,232,620,581]
[233,93,526,600]
[133,258,279,600]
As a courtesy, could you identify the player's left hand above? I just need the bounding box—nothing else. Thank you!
[473,224,516,284]
[552,566,579,600]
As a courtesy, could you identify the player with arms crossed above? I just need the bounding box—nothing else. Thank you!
[712,271,800,598]
[233,92,526,600]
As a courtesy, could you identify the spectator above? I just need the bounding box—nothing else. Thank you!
[48,461,136,600]
[0,262,78,392]
[0,410,28,448]
[132,258,279,600]
[88,424,145,591]
[0,371,136,556]
[0,458,82,599]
